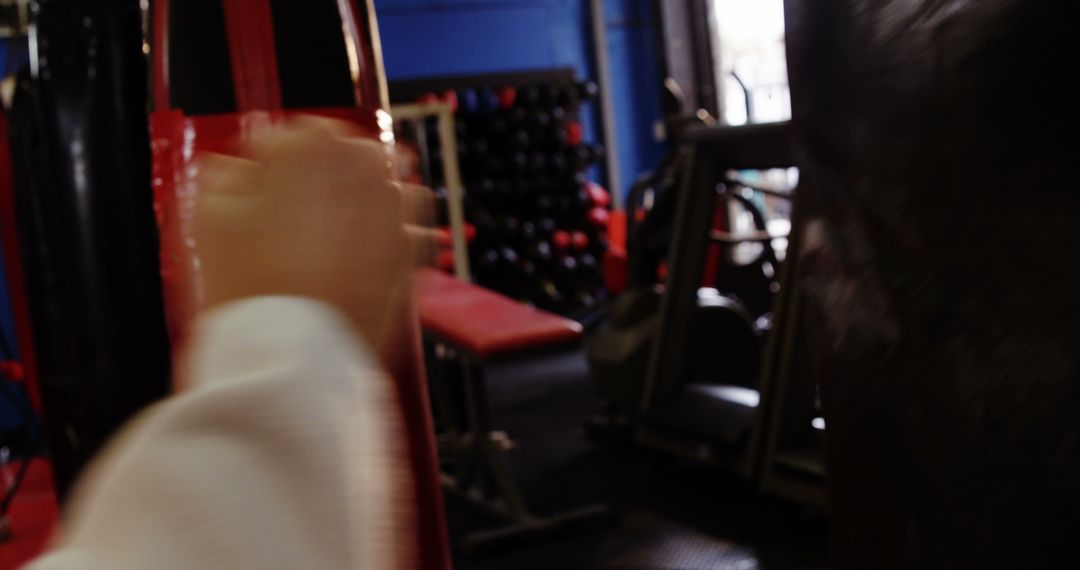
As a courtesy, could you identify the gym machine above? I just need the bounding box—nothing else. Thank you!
[588,100,823,504]
[590,119,791,464]
[4,0,452,565]
[147,2,451,566]
[5,0,173,502]
[393,88,609,553]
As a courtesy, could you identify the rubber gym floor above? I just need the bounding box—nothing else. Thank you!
[1,350,828,569]
[447,348,828,570]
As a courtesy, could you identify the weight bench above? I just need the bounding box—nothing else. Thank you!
[414,268,607,552]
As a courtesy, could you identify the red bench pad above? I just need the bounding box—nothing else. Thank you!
[415,268,583,360]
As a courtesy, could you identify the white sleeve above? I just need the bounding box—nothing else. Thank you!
[27,297,412,570]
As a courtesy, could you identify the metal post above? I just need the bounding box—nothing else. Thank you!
[589,0,623,208]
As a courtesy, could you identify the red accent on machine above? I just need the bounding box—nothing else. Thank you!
[149,1,451,567]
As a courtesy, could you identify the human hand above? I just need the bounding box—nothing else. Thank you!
[194,117,417,352]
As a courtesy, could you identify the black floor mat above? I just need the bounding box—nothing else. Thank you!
[447,349,829,569]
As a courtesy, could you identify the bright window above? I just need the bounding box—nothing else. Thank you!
[709,0,790,125]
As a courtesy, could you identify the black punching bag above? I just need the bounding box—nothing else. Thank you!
[8,0,171,500]
[786,0,1080,568]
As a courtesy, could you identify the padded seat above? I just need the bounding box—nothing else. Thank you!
[414,268,604,551]
[643,384,759,446]
[415,268,582,361]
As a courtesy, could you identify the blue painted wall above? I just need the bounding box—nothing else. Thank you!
[374,0,665,200]
[602,0,663,194]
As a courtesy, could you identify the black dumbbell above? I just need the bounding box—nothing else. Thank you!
[475,248,500,275]
[526,240,553,264]
[520,85,542,107]
[520,220,538,243]
[576,80,599,101]
[538,217,557,236]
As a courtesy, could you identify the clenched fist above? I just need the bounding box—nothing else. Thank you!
[194,117,412,352]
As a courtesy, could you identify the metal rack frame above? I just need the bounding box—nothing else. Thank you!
[391,101,471,281]
[632,120,825,507]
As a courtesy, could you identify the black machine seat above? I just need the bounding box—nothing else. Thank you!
[642,384,759,446]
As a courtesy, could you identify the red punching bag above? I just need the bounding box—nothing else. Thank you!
[149,1,450,567]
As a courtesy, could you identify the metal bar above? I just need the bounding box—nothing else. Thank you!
[724,176,795,199]
[685,121,794,167]
[348,0,388,108]
[477,435,536,519]
[423,340,462,440]
[731,72,754,123]
[220,0,283,111]
[688,0,720,118]
[389,102,439,122]
[748,190,810,488]
[709,229,789,243]
[640,144,721,408]
[436,106,471,281]
[412,117,432,185]
[391,102,471,281]
[589,0,623,209]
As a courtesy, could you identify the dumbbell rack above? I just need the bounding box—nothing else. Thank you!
[391,69,612,319]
